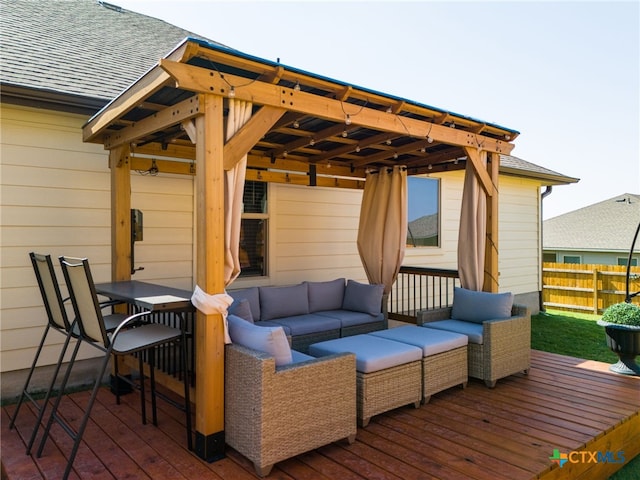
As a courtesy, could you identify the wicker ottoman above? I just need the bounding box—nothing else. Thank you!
[370,326,468,403]
[309,334,422,427]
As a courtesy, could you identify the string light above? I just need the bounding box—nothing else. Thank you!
[428,164,433,170]
[293,120,300,128]
[342,130,348,138]
[345,114,352,126]
[283,151,288,158]
[228,86,236,98]
[420,147,426,153]
[294,81,301,91]
[427,136,434,143]
[309,138,315,146]
[386,139,392,145]
[386,106,392,113]
[355,146,361,153]
[393,152,398,159]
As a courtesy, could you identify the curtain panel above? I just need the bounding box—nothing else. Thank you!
[357,166,408,294]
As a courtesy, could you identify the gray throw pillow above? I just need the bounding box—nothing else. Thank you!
[259,283,309,320]
[227,286,260,321]
[451,287,514,323]
[342,280,384,316]
[229,298,254,323]
[305,278,345,312]
[227,314,292,366]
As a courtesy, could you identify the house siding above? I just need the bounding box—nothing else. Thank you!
[1,104,544,380]
[0,104,194,374]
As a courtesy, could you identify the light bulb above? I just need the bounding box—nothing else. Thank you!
[293,120,300,128]
[454,159,459,165]
[294,81,301,91]
[427,136,433,143]
[309,138,315,146]
[420,147,426,153]
[355,146,360,153]
[393,153,398,159]
[505,134,510,140]
[428,164,433,170]
[386,139,392,145]
[342,130,348,138]
[283,151,288,158]
[386,106,392,113]
[228,86,236,98]
[345,114,352,126]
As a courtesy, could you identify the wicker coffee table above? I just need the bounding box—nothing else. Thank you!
[309,334,422,427]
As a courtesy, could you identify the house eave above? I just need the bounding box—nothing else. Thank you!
[1,83,108,116]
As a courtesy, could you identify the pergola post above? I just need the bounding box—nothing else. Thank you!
[110,145,132,282]
[485,152,500,292]
[193,93,226,461]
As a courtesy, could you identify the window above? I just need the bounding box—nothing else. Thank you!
[406,176,439,247]
[543,253,557,263]
[618,257,638,267]
[563,255,581,264]
[239,181,267,277]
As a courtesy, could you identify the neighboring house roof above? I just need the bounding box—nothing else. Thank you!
[0,0,577,186]
[0,0,221,112]
[544,193,640,252]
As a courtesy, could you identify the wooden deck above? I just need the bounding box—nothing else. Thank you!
[2,350,639,480]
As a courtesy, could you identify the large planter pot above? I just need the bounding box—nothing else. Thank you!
[597,320,640,376]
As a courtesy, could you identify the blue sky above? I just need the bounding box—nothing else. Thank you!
[116,0,639,219]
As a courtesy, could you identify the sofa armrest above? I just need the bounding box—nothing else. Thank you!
[416,307,453,326]
[482,305,531,380]
[225,343,357,465]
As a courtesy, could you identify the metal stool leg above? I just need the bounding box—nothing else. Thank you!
[26,332,80,455]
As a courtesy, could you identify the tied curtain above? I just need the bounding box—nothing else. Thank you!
[357,166,407,294]
[458,155,487,291]
[224,99,253,286]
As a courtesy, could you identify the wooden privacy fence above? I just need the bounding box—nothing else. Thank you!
[542,262,640,314]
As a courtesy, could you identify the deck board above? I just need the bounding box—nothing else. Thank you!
[2,350,639,480]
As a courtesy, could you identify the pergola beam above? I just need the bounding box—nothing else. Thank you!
[159,60,515,157]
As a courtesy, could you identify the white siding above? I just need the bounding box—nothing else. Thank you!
[1,105,194,372]
[1,104,544,374]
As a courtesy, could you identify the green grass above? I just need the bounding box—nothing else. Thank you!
[531,309,618,363]
[532,309,639,479]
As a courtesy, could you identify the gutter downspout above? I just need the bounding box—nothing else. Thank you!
[539,186,553,312]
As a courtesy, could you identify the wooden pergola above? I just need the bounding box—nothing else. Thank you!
[82,37,518,461]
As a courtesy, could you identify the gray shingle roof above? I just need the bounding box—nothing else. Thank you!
[499,154,579,185]
[0,0,221,103]
[543,193,640,251]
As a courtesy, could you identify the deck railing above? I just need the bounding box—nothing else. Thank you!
[388,266,460,323]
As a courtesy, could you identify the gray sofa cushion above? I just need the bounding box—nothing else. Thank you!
[421,320,484,344]
[227,314,292,366]
[269,313,341,336]
[305,278,345,312]
[227,286,260,321]
[316,310,384,328]
[451,287,514,323]
[259,283,310,320]
[342,280,384,315]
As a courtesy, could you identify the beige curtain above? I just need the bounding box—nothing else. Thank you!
[224,99,253,285]
[357,166,407,294]
[458,156,487,291]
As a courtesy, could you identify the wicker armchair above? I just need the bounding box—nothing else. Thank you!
[417,304,530,388]
[225,343,357,476]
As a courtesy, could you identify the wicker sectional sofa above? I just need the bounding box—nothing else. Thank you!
[227,278,387,352]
